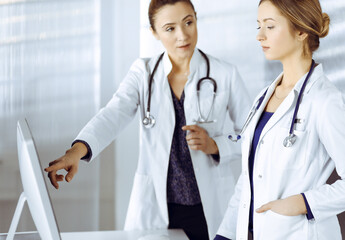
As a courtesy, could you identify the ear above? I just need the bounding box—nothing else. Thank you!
[150,27,160,40]
[296,31,308,42]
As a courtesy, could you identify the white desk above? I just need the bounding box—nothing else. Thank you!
[0,229,188,240]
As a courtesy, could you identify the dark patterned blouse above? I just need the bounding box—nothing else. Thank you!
[166,89,201,205]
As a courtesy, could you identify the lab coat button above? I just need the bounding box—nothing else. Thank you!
[243,204,246,208]
[258,174,262,178]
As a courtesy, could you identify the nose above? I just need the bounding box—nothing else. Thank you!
[177,26,188,42]
[256,28,266,42]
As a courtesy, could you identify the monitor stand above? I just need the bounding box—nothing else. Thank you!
[6,192,29,240]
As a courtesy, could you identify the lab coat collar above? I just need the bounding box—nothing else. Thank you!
[162,48,203,77]
[282,63,324,95]
[254,63,324,145]
[265,62,323,96]
[243,62,324,162]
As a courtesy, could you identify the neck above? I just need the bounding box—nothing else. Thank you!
[280,55,312,88]
[168,53,193,75]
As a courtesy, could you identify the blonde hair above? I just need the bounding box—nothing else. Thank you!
[259,0,330,56]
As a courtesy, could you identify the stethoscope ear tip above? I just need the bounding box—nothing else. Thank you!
[228,134,241,142]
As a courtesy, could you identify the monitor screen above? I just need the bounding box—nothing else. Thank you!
[16,119,61,240]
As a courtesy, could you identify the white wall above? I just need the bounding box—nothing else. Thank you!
[104,0,140,230]
[0,0,101,233]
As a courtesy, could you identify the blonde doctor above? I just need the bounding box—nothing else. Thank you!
[45,0,249,239]
[215,0,345,240]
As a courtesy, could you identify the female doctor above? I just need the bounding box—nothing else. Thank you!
[215,0,345,239]
[44,0,250,239]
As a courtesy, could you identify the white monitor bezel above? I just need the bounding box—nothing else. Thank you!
[7,119,62,240]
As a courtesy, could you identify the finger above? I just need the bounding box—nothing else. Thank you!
[48,160,59,166]
[65,166,78,182]
[189,144,203,151]
[186,130,209,140]
[45,160,66,172]
[187,139,201,146]
[186,132,201,141]
[47,171,59,189]
[182,125,202,132]
[56,174,64,182]
[256,203,271,213]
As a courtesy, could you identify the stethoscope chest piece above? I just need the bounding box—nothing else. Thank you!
[283,133,297,147]
[143,112,155,128]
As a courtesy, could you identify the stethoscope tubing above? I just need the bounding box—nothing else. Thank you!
[288,60,315,135]
[229,60,316,147]
[147,53,164,114]
[143,49,217,128]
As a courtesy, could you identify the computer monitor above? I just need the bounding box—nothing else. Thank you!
[6,119,61,240]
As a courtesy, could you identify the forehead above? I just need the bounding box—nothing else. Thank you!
[154,2,195,24]
[257,1,284,22]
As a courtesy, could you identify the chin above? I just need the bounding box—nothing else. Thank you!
[177,50,194,59]
[264,54,279,61]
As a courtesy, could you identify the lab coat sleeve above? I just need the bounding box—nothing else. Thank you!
[304,88,345,222]
[216,172,244,238]
[74,59,144,162]
[213,66,251,163]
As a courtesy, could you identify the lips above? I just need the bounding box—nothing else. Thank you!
[262,46,270,51]
[178,44,190,49]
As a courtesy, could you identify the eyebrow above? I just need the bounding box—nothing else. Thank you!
[257,18,276,23]
[161,14,194,29]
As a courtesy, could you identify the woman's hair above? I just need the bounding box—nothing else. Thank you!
[259,0,330,56]
[149,0,196,31]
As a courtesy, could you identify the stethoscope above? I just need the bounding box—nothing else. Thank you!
[229,60,315,148]
[142,49,217,128]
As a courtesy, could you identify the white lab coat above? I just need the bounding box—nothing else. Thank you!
[217,64,345,240]
[75,49,250,239]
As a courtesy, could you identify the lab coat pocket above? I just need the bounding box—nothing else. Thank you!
[272,128,309,170]
[261,210,307,240]
[124,173,164,230]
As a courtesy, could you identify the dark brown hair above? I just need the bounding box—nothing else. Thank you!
[149,0,196,31]
[259,0,330,56]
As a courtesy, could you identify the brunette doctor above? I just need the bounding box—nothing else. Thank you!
[44,0,250,239]
[215,0,345,239]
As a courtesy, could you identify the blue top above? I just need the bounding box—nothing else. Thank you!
[214,235,230,240]
[248,111,274,232]
[166,89,201,205]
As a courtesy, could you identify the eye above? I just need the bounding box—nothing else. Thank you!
[267,26,275,29]
[186,20,193,26]
[257,26,261,30]
[166,27,174,32]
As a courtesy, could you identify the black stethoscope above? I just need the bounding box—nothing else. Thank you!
[229,60,315,148]
[142,49,217,128]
